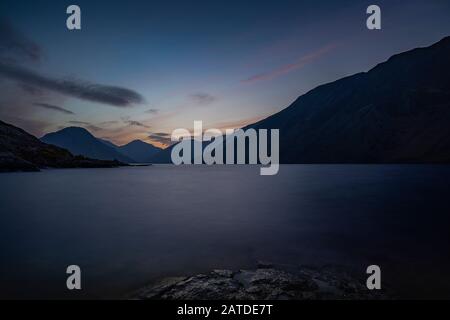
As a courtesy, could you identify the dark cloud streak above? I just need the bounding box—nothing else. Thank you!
[189,92,216,106]
[0,62,145,107]
[33,102,75,115]
[124,120,151,128]
[67,120,90,125]
[0,19,41,62]
[145,108,159,114]
[148,132,172,145]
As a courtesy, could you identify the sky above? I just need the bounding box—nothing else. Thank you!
[1,0,450,147]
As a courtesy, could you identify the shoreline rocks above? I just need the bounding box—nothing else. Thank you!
[132,265,389,300]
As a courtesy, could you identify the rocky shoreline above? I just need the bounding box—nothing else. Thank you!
[131,264,389,300]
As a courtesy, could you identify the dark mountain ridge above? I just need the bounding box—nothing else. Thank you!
[41,127,134,163]
[248,36,450,163]
[0,120,124,172]
[116,139,162,163]
[41,127,162,163]
[150,36,450,164]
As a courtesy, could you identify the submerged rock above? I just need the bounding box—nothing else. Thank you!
[132,265,389,300]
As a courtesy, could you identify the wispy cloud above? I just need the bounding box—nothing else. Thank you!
[67,120,90,125]
[189,92,217,106]
[144,108,159,114]
[33,102,75,115]
[0,62,145,107]
[98,120,120,126]
[123,120,150,128]
[148,132,172,146]
[0,20,145,108]
[20,83,45,96]
[242,43,338,84]
[0,19,41,62]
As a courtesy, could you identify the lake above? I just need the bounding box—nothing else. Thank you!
[1,165,450,299]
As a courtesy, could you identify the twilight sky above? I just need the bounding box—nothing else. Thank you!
[1,0,450,147]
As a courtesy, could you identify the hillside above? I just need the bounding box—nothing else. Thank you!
[150,36,450,164]
[41,127,134,163]
[0,120,124,172]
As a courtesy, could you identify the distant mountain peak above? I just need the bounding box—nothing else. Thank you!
[41,127,134,163]
[124,139,151,146]
[128,139,144,144]
[42,126,96,140]
[40,127,162,163]
[117,139,162,163]
[57,126,92,134]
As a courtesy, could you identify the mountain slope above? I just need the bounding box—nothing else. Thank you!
[116,140,162,163]
[0,120,123,172]
[149,144,174,163]
[41,127,134,163]
[98,138,118,149]
[151,36,450,164]
[247,36,450,163]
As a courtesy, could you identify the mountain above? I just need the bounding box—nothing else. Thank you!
[150,36,450,164]
[116,140,162,163]
[248,36,450,163]
[98,138,118,149]
[0,120,124,172]
[41,127,134,163]
[149,144,175,163]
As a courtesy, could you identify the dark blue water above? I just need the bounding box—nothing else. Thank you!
[1,165,450,299]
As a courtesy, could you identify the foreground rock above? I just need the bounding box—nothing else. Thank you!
[132,265,389,300]
[0,120,126,172]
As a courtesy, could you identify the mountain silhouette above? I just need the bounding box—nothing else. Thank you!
[150,36,450,164]
[41,127,134,163]
[247,36,450,163]
[98,138,118,149]
[115,140,162,163]
[0,120,124,172]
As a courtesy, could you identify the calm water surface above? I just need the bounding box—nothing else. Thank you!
[1,165,450,299]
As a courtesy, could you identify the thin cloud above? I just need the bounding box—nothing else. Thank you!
[20,83,45,96]
[98,120,120,126]
[33,102,75,115]
[144,108,159,114]
[211,115,269,131]
[189,92,217,106]
[242,43,338,84]
[148,132,172,145]
[124,119,151,128]
[0,19,41,62]
[0,62,145,107]
[85,124,102,132]
[67,120,90,125]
